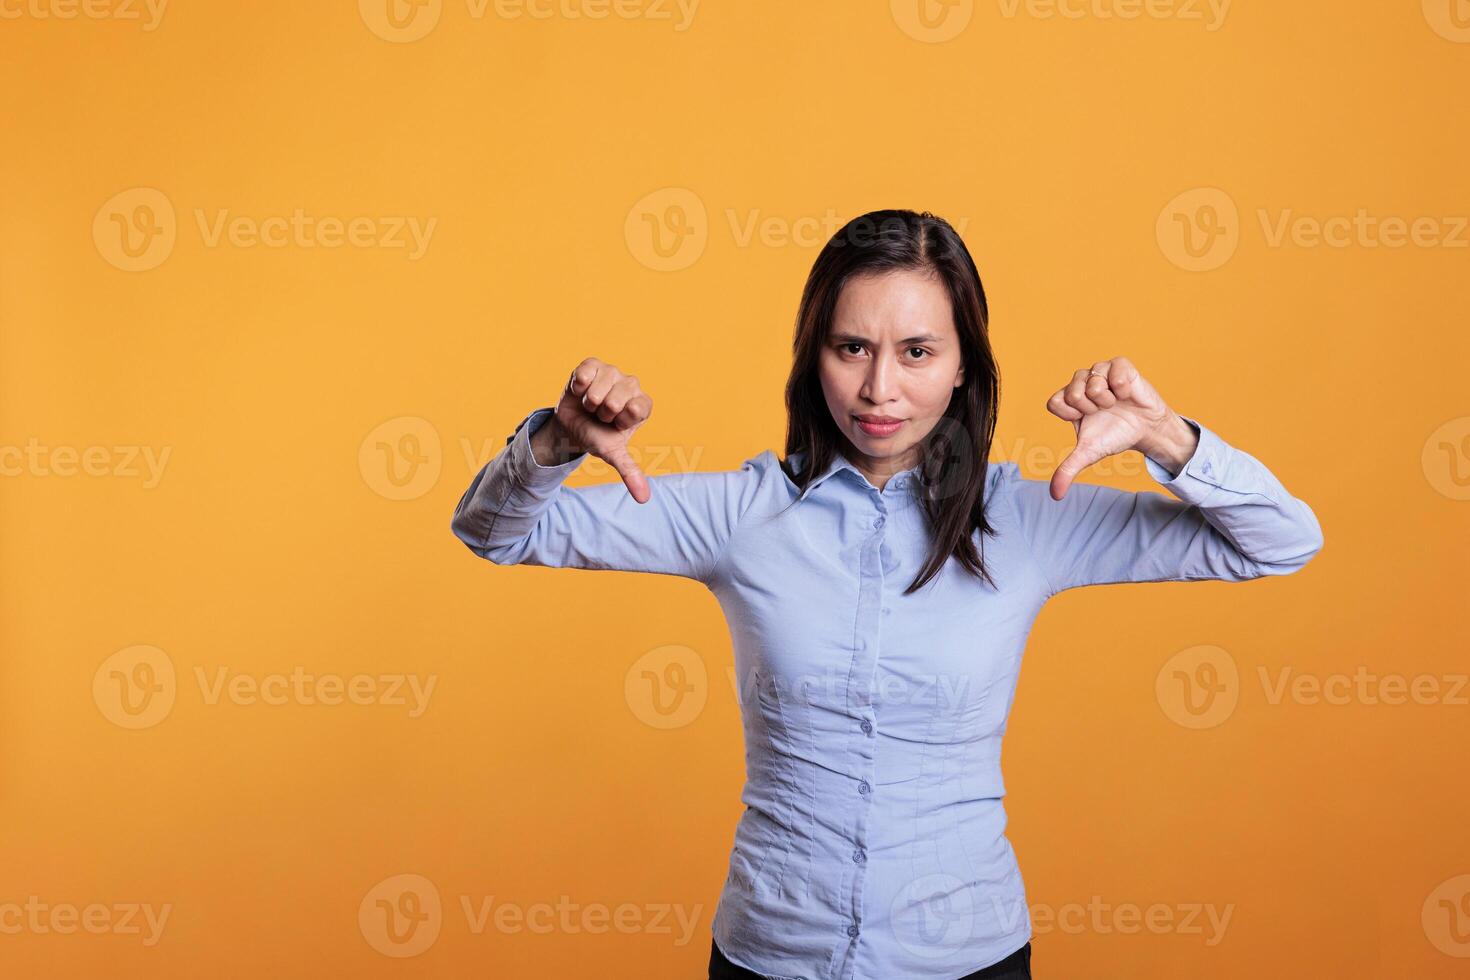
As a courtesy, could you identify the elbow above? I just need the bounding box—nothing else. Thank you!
[1295,505,1326,569]
[450,511,525,565]
[1250,510,1325,578]
[450,505,493,561]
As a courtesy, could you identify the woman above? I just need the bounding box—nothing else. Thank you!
[450,209,1324,980]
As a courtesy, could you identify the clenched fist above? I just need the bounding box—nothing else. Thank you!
[534,357,654,503]
[1045,355,1200,501]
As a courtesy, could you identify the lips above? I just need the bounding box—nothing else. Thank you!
[854,415,904,437]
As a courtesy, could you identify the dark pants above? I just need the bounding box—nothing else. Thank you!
[709,938,1032,979]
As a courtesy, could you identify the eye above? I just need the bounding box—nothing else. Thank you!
[906,347,931,360]
[840,342,865,356]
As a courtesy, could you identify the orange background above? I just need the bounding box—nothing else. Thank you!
[2,1,1468,977]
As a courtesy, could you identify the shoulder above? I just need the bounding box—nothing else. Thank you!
[985,458,1023,500]
[983,458,1043,532]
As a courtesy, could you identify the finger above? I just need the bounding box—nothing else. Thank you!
[581,365,621,414]
[1086,360,1117,408]
[1106,356,1140,400]
[1049,445,1096,501]
[603,443,650,504]
[611,392,652,431]
[1064,368,1102,414]
[596,375,642,424]
[567,357,603,398]
[1046,387,1083,422]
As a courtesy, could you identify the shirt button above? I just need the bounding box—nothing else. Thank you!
[858,780,871,796]
[881,606,891,615]
[852,848,866,864]
[860,719,873,734]
[855,638,867,652]
[847,924,860,938]
[873,516,885,529]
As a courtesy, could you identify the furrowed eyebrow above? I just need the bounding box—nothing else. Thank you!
[830,333,944,345]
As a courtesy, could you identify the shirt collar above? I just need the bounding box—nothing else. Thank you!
[788,449,923,498]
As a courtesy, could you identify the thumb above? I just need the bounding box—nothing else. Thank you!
[1049,444,1096,501]
[603,443,650,504]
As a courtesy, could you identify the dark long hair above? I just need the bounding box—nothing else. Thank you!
[779,209,1001,595]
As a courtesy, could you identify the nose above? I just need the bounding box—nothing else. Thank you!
[861,350,897,403]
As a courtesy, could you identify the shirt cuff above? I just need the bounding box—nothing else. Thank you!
[1142,415,1226,503]
[507,407,587,484]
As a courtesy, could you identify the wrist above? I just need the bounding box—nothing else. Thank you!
[531,414,586,467]
[1137,412,1198,476]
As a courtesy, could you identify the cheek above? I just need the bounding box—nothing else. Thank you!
[818,359,851,398]
[912,368,959,410]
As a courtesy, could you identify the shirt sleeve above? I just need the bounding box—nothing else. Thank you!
[450,407,756,585]
[1007,415,1325,596]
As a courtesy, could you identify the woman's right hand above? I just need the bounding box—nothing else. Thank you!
[540,357,653,503]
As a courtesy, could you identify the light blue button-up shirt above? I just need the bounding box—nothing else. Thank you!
[451,407,1324,980]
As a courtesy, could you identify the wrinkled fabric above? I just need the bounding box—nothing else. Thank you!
[451,406,1323,980]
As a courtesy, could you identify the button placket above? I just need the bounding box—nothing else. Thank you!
[843,505,886,953]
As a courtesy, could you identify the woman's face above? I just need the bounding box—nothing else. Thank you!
[818,267,966,485]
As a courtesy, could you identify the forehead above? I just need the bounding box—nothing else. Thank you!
[831,268,955,339]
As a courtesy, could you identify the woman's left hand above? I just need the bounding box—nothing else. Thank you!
[1045,355,1199,501]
